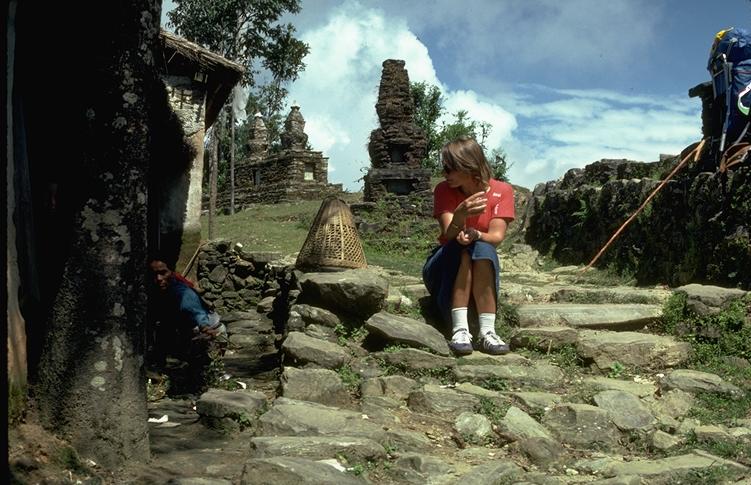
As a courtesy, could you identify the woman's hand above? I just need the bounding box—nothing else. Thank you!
[456,228,480,245]
[455,191,487,219]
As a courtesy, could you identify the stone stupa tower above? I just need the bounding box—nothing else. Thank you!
[363,59,431,205]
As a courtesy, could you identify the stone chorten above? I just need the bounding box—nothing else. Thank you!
[281,105,309,149]
[247,112,269,161]
[363,59,430,203]
[220,105,342,207]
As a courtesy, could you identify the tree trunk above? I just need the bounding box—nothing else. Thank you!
[208,126,219,239]
[230,102,236,215]
[35,0,160,467]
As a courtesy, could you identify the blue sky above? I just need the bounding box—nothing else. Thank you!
[162,0,751,191]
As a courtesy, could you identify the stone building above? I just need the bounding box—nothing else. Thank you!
[363,59,431,206]
[155,30,244,272]
[222,105,342,206]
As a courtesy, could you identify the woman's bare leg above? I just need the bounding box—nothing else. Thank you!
[472,258,509,354]
[448,250,474,354]
[452,250,472,308]
[471,258,496,314]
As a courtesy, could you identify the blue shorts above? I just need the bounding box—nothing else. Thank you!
[422,240,500,328]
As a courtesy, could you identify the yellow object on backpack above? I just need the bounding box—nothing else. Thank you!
[711,28,733,57]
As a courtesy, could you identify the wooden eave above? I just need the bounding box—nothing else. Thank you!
[159,29,244,128]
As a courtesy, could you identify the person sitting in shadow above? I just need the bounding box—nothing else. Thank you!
[147,256,227,394]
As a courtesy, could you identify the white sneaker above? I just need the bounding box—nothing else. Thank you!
[449,329,473,355]
[479,332,510,355]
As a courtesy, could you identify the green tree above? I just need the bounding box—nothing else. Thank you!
[435,109,492,152]
[409,81,510,180]
[411,81,444,169]
[244,87,285,152]
[167,0,308,88]
[489,147,511,182]
[167,0,309,217]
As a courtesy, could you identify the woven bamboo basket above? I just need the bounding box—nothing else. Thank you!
[295,196,367,271]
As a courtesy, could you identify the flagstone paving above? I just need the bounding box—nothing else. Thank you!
[129,256,750,484]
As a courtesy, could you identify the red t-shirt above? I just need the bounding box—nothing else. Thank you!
[433,178,515,245]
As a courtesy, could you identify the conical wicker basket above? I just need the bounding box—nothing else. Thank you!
[296,196,367,271]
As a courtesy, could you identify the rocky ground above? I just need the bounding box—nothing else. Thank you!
[9,244,751,484]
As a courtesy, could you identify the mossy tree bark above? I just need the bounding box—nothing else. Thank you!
[35,0,162,467]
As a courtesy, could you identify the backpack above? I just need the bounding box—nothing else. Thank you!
[708,27,751,154]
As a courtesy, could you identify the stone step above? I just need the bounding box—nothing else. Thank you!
[577,329,692,372]
[394,284,430,302]
[548,286,672,305]
[517,303,662,331]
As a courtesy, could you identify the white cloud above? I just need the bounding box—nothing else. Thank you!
[290,2,516,190]
[163,0,702,194]
[504,87,702,189]
[303,113,349,155]
[155,0,693,199]
[290,1,701,193]
[364,0,663,89]
[289,2,519,191]
[442,90,517,149]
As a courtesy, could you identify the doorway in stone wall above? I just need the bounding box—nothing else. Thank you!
[385,179,414,195]
[304,162,315,181]
[389,144,409,164]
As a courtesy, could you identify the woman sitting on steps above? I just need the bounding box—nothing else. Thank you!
[422,136,515,356]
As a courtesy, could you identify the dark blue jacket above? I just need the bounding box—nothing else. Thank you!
[163,278,213,329]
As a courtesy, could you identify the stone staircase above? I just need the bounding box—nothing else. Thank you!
[133,250,751,484]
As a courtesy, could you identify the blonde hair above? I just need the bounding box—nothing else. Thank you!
[441,136,492,184]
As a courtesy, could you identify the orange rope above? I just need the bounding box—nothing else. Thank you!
[719,141,751,172]
[577,138,707,278]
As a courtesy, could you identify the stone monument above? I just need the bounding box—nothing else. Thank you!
[363,59,431,206]
[221,105,342,207]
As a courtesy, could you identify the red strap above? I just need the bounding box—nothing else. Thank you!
[172,272,195,288]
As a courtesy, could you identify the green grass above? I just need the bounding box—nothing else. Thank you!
[8,382,26,425]
[199,196,435,278]
[476,396,510,425]
[198,195,689,293]
[356,195,438,278]
[52,446,87,474]
[670,427,751,468]
[362,242,428,278]
[375,353,454,383]
[200,200,322,256]
[337,364,362,394]
[689,391,751,425]
[574,264,638,287]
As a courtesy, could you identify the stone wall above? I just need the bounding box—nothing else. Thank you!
[219,107,342,208]
[363,166,432,201]
[196,240,287,314]
[160,74,208,272]
[523,158,751,289]
[194,240,390,337]
[220,151,343,207]
[156,31,243,275]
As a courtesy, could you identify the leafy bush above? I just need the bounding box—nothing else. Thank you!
[337,364,362,393]
[476,397,509,424]
[357,195,437,277]
[659,293,751,383]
